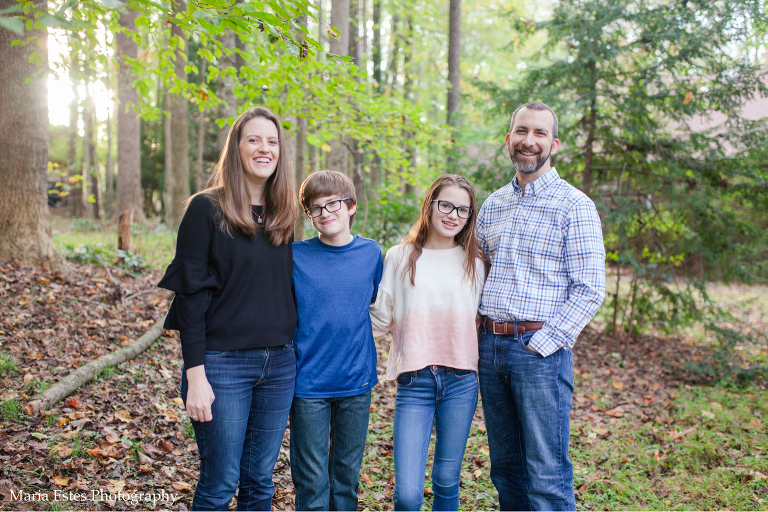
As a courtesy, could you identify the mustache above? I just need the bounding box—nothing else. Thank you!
[514,144,541,155]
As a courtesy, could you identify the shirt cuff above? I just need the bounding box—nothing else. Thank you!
[528,327,561,358]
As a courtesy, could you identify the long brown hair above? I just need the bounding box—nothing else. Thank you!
[400,174,488,288]
[186,107,299,246]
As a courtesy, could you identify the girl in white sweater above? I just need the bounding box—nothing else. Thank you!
[370,174,487,511]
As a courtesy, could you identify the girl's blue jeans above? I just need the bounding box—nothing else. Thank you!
[393,365,478,511]
[180,345,296,511]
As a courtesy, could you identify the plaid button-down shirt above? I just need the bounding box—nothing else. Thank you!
[477,167,606,357]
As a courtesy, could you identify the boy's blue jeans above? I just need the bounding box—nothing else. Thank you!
[289,391,372,511]
[478,326,576,511]
[393,366,478,511]
[180,345,296,511]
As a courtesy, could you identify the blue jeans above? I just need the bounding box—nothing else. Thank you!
[478,326,575,511]
[180,345,296,511]
[393,366,478,511]
[289,391,372,511]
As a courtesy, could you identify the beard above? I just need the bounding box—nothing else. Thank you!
[510,143,552,174]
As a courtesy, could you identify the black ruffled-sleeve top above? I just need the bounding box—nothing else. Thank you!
[158,194,297,369]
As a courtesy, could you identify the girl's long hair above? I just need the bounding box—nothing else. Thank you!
[185,107,299,246]
[400,174,488,288]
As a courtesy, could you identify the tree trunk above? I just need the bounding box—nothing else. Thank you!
[294,15,308,241]
[309,0,322,176]
[386,13,400,92]
[329,0,350,56]
[67,46,82,218]
[84,75,100,219]
[234,0,246,70]
[106,109,115,218]
[82,84,91,216]
[359,0,367,62]
[328,0,350,177]
[611,265,621,333]
[349,0,360,66]
[582,60,597,197]
[370,0,381,188]
[104,20,115,218]
[88,125,99,219]
[0,0,63,269]
[402,12,415,195]
[626,277,639,336]
[295,115,307,240]
[446,0,461,170]
[348,0,363,198]
[163,89,174,226]
[115,6,144,223]
[118,208,133,252]
[168,0,190,227]
[372,0,382,91]
[196,58,207,192]
[27,315,166,415]
[217,27,237,151]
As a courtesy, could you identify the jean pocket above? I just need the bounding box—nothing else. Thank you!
[518,337,542,357]
[396,372,415,388]
[205,350,230,358]
[451,368,475,379]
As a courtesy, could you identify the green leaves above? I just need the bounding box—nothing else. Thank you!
[0,15,23,34]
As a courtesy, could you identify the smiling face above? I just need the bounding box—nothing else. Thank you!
[506,107,560,177]
[238,116,280,199]
[309,194,357,246]
[427,185,471,249]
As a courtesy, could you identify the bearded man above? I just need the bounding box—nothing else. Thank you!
[476,102,606,511]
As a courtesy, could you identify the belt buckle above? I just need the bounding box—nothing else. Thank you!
[492,320,503,335]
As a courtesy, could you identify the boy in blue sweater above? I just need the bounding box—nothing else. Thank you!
[291,170,383,511]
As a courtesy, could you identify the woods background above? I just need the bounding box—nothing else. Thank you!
[1,0,768,509]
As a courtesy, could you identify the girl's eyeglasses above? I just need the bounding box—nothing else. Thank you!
[431,200,473,219]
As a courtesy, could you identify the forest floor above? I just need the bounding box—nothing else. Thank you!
[0,220,766,510]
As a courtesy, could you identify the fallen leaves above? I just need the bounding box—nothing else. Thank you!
[107,479,126,493]
[172,481,193,492]
[605,406,625,418]
[65,397,84,409]
[52,444,72,458]
[114,409,132,423]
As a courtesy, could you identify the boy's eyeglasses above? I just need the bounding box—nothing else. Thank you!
[305,198,350,218]
[431,200,473,219]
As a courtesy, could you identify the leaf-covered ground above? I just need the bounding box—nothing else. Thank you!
[0,262,766,510]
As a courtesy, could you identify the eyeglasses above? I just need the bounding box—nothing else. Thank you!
[305,198,350,218]
[431,200,473,219]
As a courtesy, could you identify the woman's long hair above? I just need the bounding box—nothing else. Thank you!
[185,107,299,246]
[400,174,488,289]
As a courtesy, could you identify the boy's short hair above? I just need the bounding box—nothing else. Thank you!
[299,170,357,228]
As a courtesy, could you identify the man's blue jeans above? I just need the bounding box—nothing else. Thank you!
[478,326,575,511]
[180,345,296,511]
[289,391,372,511]
[393,366,478,511]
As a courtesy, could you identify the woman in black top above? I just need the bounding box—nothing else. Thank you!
[158,107,300,511]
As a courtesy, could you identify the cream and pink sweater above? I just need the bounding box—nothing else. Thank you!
[370,244,485,381]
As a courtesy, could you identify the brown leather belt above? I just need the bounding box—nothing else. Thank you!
[483,318,545,336]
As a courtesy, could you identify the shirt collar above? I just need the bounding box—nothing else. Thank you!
[511,167,559,196]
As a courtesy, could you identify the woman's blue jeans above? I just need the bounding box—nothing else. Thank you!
[180,345,296,511]
[289,391,372,511]
[393,366,478,511]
